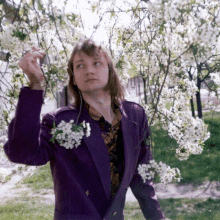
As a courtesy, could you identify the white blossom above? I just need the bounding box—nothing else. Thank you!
[138,160,181,185]
[50,120,91,149]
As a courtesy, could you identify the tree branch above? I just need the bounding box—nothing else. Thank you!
[149,50,171,126]
[1,0,21,22]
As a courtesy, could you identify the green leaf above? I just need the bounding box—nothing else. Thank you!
[49,136,55,143]
[53,121,56,129]
[92,5,96,13]
[110,11,115,18]
[12,30,27,41]
[37,0,45,14]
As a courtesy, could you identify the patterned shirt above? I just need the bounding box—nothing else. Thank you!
[85,102,124,200]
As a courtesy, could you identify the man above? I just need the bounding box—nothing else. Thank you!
[4,39,165,220]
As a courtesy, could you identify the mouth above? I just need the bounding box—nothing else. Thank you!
[85,79,97,82]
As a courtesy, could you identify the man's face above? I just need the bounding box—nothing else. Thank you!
[73,51,109,95]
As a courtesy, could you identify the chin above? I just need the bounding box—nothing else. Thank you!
[81,86,105,93]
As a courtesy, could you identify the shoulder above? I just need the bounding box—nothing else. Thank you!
[121,100,145,114]
[48,104,78,117]
[42,104,79,124]
[120,100,146,122]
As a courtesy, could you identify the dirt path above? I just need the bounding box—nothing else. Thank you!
[126,181,220,202]
[0,166,55,205]
[1,161,220,205]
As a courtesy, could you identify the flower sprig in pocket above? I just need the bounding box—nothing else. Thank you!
[50,120,91,149]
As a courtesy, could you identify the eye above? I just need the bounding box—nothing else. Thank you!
[94,62,101,66]
[76,64,83,68]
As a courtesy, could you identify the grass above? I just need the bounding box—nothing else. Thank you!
[0,197,54,220]
[124,201,145,219]
[203,111,220,119]
[0,197,220,220]
[21,164,53,192]
[159,198,220,220]
[124,198,220,220]
[3,173,13,183]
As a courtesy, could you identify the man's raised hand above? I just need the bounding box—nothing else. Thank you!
[18,47,46,90]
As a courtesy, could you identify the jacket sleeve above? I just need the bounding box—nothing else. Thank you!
[129,108,165,220]
[3,87,55,166]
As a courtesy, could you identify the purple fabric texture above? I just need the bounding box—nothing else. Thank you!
[4,87,165,220]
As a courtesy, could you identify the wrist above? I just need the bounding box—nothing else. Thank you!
[30,81,45,90]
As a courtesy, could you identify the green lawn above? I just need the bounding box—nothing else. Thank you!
[21,165,53,192]
[124,198,220,220]
[0,197,54,220]
[1,197,220,220]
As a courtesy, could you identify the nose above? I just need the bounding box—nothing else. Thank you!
[85,63,95,75]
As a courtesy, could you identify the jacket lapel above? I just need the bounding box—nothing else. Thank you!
[119,103,138,184]
[79,105,111,201]
[105,103,138,211]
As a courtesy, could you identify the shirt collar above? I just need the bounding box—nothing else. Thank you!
[84,102,122,125]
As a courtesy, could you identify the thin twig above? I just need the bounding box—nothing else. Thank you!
[149,51,171,126]
[195,181,213,198]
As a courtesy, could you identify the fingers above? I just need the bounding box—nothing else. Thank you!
[32,51,45,59]
[31,47,45,56]
[24,48,46,59]
[19,47,45,72]
[31,47,43,53]
[31,46,39,51]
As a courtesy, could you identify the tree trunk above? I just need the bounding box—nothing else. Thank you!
[142,77,147,104]
[196,77,203,118]
[190,96,195,118]
[58,86,69,107]
[187,68,196,118]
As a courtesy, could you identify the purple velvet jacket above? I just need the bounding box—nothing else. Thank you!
[4,87,165,220]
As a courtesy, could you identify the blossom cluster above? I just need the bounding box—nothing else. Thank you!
[210,73,220,88]
[144,89,210,161]
[168,115,210,160]
[50,120,91,149]
[0,135,8,160]
[138,160,181,185]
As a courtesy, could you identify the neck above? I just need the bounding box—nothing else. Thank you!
[82,90,115,123]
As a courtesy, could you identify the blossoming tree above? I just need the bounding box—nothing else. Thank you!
[83,0,220,183]
[1,0,220,184]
